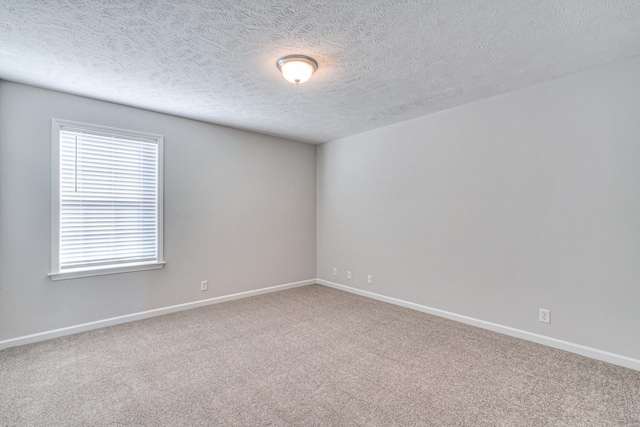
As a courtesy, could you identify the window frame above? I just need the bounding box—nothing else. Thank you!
[49,118,165,281]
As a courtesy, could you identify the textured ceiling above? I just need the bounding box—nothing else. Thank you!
[1,1,640,144]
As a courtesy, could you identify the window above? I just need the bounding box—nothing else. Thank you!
[50,119,164,280]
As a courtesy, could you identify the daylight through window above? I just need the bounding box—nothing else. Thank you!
[50,119,164,280]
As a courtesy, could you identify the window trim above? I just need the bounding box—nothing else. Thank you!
[49,118,165,281]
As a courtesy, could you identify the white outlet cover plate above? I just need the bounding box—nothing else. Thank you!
[539,308,550,323]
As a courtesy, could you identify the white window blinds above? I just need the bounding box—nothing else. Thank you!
[51,119,164,279]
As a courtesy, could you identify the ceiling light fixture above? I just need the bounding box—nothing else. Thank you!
[276,55,318,85]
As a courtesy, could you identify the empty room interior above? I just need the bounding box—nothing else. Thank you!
[1,1,640,425]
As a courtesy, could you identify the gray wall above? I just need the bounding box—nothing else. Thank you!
[317,56,640,360]
[0,82,316,341]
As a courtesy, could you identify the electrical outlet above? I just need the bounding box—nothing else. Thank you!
[367,275,372,284]
[200,280,208,291]
[333,267,338,276]
[539,308,550,323]
[347,270,352,280]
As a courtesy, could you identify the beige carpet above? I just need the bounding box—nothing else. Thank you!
[1,285,639,426]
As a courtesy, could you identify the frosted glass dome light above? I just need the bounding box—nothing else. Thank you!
[277,55,318,85]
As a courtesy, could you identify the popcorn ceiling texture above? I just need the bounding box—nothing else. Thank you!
[1,1,639,143]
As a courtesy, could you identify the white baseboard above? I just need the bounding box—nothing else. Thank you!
[0,279,316,350]
[5,278,639,372]
[317,279,640,371]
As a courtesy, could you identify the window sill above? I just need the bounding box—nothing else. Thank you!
[49,261,166,281]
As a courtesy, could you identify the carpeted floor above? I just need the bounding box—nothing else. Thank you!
[1,285,639,426]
